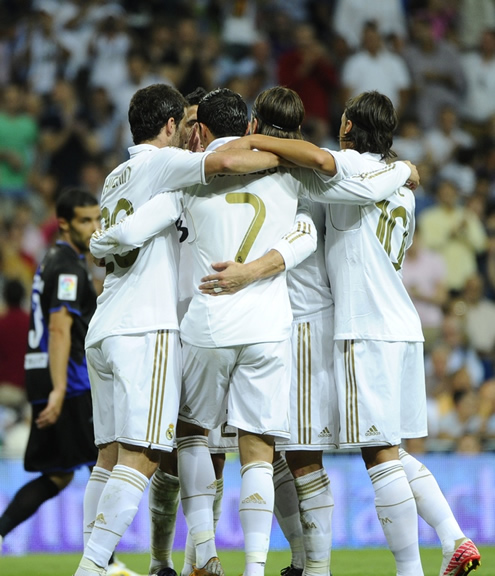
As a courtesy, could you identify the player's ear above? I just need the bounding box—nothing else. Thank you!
[57,217,69,233]
[251,117,258,134]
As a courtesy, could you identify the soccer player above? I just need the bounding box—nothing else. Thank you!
[0,189,100,552]
[251,88,336,576]
[89,87,415,576]
[205,90,481,576]
[73,83,287,576]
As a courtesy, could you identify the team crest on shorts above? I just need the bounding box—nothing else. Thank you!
[166,424,175,441]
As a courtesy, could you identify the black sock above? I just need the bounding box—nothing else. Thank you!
[0,475,59,537]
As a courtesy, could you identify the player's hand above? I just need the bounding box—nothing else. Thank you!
[187,123,203,152]
[402,160,420,190]
[36,389,65,429]
[91,254,105,267]
[199,261,256,295]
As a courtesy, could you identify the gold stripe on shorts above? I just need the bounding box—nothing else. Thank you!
[297,322,312,445]
[146,330,170,444]
[344,339,359,443]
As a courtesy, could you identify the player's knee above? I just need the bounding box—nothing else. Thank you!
[48,471,74,491]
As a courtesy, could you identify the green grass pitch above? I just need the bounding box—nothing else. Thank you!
[0,547,492,576]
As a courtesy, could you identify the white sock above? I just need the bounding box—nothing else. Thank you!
[213,477,224,530]
[181,476,224,576]
[368,460,423,576]
[182,531,196,576]
[83,467,111,548]
[399,449,465,552]
[178,436,217,568]
[239,461,274,576]
[149,469,180,574]
[75,557,107,576]
[273,457,305,570]
[79,465,149,571]
[294,468,333,576]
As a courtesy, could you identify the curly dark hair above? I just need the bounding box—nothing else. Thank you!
[341,91,398,160]
[197,88,248,138]
[128,84,187,144]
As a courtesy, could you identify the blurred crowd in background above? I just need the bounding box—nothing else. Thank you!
[1,0,495,457]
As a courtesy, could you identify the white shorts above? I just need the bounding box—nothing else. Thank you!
[179,339,291,439]
[276,311,339,452]
[87,330,181,451]
[208,421,239,454]
[334,339,427,448]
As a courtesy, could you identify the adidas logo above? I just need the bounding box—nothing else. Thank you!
[318,427,332,438]
[302,520,318,530]
[242,493,266,505]
[95,513,106,525]
[365,425,380,437]
[182,404,192,414]
[207,481,217,490]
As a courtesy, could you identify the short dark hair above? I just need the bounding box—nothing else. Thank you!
[342,91,398,160]
[185,86,207,106]
[4,279,25,308]
[56,188,98,222]
[253,86,304,140]
[129,84,187,144]
[197,88,248,138]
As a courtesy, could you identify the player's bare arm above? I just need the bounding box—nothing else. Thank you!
[204,148,282,177]
[217,135,338,175]
[36,306,73,429]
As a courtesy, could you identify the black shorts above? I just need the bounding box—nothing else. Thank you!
[24,390,98,473]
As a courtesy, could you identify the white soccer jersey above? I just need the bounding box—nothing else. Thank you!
[180,137,304,347]
[287,199,333,318]
[323,151,424,342]
[86,144,210,347]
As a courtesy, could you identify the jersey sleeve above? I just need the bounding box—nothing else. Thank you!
[307,150,411,204]
[90,191,183,259]
[150,147,213,192]
[271,198,317,271]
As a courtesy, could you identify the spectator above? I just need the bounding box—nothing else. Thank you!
[419,178,487,294]
[458,0,495,50]
[402,227,449,352]
[159,18,215,97]
[39,79,98,190]
[87,12,131,99]
[437,389,483,446]
[460,28,495,138]
[479,378,495,444]
[404,14,466,129]
[82,86,124,169]
[0,279,29,411]
[277,22,338,144]
[12,5,69,96]
[392,115,429,165]
[460,273,495,378]
[340,21,411,118]
[332,0,407,52]
[430,314,485,388]
[424,105,474,169]
[0,84,39,213]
